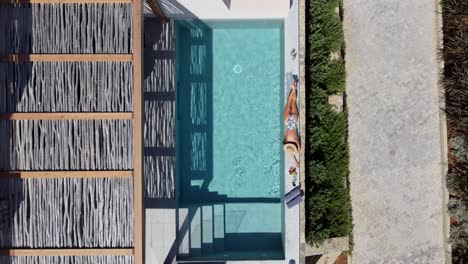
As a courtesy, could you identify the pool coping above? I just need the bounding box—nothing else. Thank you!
[282,0,301,263]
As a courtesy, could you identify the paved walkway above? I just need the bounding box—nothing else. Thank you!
[343,0,447,263]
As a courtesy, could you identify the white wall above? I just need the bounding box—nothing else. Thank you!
[158,0,289,19]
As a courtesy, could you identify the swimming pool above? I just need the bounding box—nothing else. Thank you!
[176,20,284,261]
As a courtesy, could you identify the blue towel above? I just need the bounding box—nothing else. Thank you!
[286,194,303,208]
[284,186,301,203]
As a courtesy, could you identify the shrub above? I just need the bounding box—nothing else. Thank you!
[448,198,468,263]
[307,105,351,242]
[309,0,344,55]
[450,136,468,163]
[305,0,352,244]
[309,0,346,95]
[443,0,468,262]
[443,0,468,138]
[324,59,346,94]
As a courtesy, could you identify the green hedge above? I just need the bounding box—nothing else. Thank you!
[305,0,352,244]
[443,0,468,262]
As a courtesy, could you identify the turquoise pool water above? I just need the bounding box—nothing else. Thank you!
[176,20,284,260]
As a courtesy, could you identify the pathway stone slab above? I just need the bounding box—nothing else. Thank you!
[343,0,447,263]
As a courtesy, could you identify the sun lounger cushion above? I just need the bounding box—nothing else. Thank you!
[284,186,301,203]
[286,194,303,208]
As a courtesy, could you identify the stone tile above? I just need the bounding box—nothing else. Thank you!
[343,0,447,263]
[145,209,176,264]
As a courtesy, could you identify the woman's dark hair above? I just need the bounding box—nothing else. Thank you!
[283,140,298,148]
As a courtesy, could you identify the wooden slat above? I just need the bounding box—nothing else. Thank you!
[132,0,143,261]
[146,0,168,23]
[0,54,132,62]
[0,248,133,257]
[0,112,133,120]
[0,0,131,3]
[0,171,133,179]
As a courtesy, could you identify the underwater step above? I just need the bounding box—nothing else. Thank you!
[202,205,214,254]
[213,204,225,252]
[177,207,190,255]
[189,206,202,256]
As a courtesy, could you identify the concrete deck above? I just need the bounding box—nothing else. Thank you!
[156,0,289,19]
[343,0,448,263]
[278,0,301,263]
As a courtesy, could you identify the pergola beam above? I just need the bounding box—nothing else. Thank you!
[145,0,168,23]
[0,54,132,62]
[0,171,133,179]
[132,0,143,262]
[0,248,134,257]
[0,113,133,120]
[0,0,131,3]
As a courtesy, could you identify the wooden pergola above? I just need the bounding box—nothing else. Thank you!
[0,0,144,263]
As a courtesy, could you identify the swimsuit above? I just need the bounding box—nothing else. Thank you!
[285,115,298,131]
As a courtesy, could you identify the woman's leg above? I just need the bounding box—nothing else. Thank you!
[284,82,299,120]
[284,90,295,120]
[289,88,299,121]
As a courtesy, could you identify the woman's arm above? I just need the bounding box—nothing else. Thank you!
[295,137,301,154]
[290,152,300,167]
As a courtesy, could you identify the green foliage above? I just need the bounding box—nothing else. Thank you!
[443,0,468,262]
[324,59,346,94]
[443,0,468,138]
[307,107,351,243]
[450,136,468,163]
[448,198,468,264]
[310,0,344,54]
[447,170,468,200]
[309,0,346,94]
[305,0,352,244]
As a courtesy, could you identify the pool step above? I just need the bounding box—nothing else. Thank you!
[177,204,226,258]
[213,204,225,252]
[201,206,213,254]
[189,207,202,256]
[178,208,190,255]
[185,186,228,202]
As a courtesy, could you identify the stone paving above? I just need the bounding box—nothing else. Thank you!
[343,0,448,263]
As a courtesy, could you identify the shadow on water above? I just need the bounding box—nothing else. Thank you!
[0,3,31,263]
[176,19,214,200]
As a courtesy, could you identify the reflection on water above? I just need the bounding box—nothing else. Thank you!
[190,82,207,125]
[190,132,207,171]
